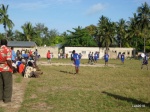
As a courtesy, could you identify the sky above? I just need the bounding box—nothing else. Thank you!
[0,0,150,34]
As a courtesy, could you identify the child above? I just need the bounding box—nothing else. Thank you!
[121,53,125,64]
[104,52,109,66]
[47,50,51,64]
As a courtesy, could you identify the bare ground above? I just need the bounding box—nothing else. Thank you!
[0,75,30,112]
[40,62,116,68]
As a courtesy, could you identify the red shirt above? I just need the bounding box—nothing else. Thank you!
[29,50,32,56]
[47,52,51,58]
[19,63,25,73]
[0,45,12,72]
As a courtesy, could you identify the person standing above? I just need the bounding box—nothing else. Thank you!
[72,50,80,74]
[94,52,98,63]
[121,53,125,64]
[34,49,38,66]
[47,50,51,64]
[0,39,13,103]
[58,53,60,59]
[141,54,148,70]
[88,52,91,63]
[11,47,16,63]
[71,51,74,63]
[104,52,109,66]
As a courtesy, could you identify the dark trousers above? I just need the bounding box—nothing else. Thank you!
[0,72,12,103]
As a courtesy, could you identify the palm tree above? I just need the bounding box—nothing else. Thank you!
[0,4,14,38]
[116,19,128,47]
[137,2,150,52]
[128,13,142,50]
[97,16,116,50]
[21,22,37,41]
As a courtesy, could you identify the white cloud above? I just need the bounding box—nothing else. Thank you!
[6,0,82,10]
[86,3,106,16]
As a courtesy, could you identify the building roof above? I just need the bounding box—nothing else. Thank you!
[8,41,37,48]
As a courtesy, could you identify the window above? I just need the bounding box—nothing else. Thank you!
[82,51,86,54]
[128,51,130,55]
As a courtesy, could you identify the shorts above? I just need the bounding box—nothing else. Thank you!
[105,59,108,62]
[121,58,124,62]
[75,64,80,68]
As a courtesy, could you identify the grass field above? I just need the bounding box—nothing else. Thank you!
[1,58,150,112]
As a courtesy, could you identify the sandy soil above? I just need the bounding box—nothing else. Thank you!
[0,75,30,112]
[40,62,116,68]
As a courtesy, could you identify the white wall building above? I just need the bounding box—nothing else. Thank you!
[64,47,136,59]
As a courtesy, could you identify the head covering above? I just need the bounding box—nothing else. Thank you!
[28,61,33,66]
[22,59,26,63]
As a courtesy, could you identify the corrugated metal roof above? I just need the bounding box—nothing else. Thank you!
[8,41,37,47]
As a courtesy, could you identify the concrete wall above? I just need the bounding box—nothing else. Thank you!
[13,46,135,59]
[13,46,58,58]
[64,47,136,59]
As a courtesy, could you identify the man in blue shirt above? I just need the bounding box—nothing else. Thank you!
[11,47,16,63]
[104,52,109,66]
[72,50,80,74]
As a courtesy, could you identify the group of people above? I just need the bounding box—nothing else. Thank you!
[88,51,99,64]
[0,39,42,104]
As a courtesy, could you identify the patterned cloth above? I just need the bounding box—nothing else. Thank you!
[0,45,12,72]
[24,66,36,78]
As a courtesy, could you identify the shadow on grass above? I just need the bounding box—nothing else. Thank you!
[59,70,75,74]
[102,91,150,108]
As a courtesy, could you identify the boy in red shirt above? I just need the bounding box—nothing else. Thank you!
[19,59,26,74]
[47,50,51,64]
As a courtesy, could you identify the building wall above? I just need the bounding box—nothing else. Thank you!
[13,46,135,59]
[13,46,58,58]
[64,47,136,59]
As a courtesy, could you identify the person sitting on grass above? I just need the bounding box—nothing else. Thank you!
[19,59,26,74]
[24,61,43,78]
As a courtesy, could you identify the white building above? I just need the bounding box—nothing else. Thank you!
[64,47,136,59]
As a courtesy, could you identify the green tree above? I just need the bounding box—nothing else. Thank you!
[128,13,142,51]
[0,4,14,38]
[97,16,116,50]
[66,26,97,47]
[137,2,150,52]
[116,19,128,47]
[21,22,37,41]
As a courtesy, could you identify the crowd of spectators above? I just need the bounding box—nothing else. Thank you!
[11,48,43,78]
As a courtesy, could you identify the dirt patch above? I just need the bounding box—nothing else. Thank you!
[40,62,116,68]
[0,75,30,112]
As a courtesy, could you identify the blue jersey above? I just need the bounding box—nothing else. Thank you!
[94,53,98,60]
[121,54,124,59]
[73,53,80,65]
[104,54,109,60]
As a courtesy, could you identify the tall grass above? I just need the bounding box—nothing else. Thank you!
[19,59,150,112]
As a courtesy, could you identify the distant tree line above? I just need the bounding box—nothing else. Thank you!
[0,2,150,52]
